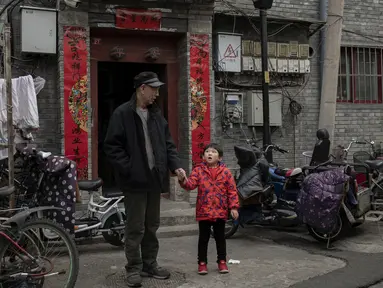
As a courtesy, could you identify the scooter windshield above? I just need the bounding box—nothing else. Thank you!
[234,145,259,168]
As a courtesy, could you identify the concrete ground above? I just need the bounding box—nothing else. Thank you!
[74,198,383,287]
[76,234,345,288]
[74,220,383,288]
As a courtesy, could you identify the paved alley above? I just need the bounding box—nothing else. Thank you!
[76,234,344,288]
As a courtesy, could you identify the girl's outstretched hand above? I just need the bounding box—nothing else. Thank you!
[231,209,239,220]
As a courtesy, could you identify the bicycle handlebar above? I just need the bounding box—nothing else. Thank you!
[264,144,289,154]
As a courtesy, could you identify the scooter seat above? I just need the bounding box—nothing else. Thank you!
[103,190,124,198]
[365,160,383,170]
[240,185,273,201]
[78,178,103,191]
[274,167,302,177]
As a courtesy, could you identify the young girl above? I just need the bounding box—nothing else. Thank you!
[178,143,239,275]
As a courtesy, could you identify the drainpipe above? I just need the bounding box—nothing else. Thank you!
[319,0,328,93]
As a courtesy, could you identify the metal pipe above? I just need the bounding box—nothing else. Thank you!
[260,9,272,163]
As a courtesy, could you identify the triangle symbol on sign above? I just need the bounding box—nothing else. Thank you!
[224,44,237,58]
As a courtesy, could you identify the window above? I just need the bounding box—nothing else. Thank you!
[337,47,383,103]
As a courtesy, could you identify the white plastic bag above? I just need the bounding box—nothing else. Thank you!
[33,76,46,95]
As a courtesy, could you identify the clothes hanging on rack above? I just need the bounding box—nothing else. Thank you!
[0,75,44,160]
[16,75,39,130]
[0,75,39,129]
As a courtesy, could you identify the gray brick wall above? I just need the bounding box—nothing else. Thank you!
[212,1,321,170]
[335,0,383,156]
[212,0,383,171]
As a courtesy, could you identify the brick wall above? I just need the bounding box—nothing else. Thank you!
[334,0,383,156]
[212,2,321,170]
[212,0,383,172]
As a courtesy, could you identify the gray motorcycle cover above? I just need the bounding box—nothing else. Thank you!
[234,145,270,200]
[296,168,349,233]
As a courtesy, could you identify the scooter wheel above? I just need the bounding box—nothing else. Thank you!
[307,214,343,243]
[210,216,239,239]
[224,222,239,239]
[102,214,125,247]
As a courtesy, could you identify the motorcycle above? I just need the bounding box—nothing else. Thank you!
[223,142,372,244]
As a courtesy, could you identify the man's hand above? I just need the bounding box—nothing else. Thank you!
[231,209,239,220]
[176,168,187,183]
[175,168,187,182]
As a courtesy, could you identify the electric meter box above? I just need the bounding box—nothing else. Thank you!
[247,91,282,127]
[21,6,57,54]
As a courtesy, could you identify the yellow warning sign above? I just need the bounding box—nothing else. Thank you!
[264,71,270,83]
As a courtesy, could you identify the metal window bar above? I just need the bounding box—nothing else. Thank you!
[338,46,383,103]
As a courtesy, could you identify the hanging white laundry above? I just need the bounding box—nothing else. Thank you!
[17,75,39,130]
[0,74,42,160]
[0,122,7,160]
[1,78,20,126]
[0,79,6,123]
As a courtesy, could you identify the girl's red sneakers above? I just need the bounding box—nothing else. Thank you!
[198,262,208,275]
[218,260,229,274]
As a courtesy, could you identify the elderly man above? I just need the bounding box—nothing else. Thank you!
[104,71,185,287]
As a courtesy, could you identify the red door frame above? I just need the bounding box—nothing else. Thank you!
[90,28,180,179]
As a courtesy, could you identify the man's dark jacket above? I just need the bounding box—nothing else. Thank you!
[103,93,181,192]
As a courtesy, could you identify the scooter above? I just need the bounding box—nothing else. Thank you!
[74,179,126,246]
[224,142,372,244]
[221,144,299,239]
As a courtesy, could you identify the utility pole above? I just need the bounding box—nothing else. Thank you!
[318,0,344,141]
[3,22,14,208]
[253,0,273,162]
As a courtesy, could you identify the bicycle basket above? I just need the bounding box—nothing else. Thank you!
[353,151,373,173]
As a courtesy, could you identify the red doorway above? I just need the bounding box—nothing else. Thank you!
[90,28,180,192]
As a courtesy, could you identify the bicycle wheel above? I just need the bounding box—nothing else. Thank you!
[0,218,79,288]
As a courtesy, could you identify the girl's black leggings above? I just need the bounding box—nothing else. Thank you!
[198,219,226,263]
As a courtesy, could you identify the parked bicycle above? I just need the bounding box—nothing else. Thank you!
[0,145,127,247]
[0,185,79,287]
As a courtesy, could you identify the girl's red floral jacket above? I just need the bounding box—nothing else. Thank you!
[180,162,240,221]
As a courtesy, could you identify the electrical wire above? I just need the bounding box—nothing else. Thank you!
[0,0,23,18]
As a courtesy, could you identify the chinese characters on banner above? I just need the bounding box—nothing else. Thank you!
[63,26,89,180]
[189,34,211,167]
[115,8,162,30]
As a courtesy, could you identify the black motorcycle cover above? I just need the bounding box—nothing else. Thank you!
[234,145,270,200]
